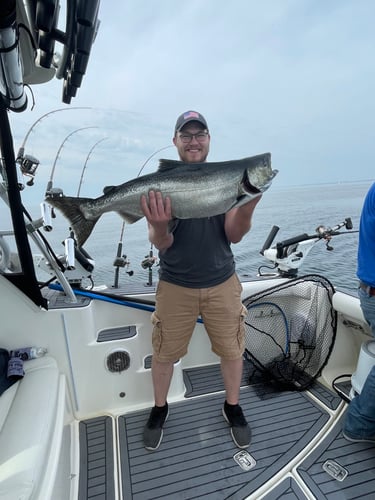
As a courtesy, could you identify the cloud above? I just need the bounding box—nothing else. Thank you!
[9,0,375,206]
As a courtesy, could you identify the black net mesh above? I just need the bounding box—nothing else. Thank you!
[243,275,337,391]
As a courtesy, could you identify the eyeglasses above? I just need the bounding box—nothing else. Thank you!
[177,131,209,143]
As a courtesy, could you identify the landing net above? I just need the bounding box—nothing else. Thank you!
[243,275,337,391]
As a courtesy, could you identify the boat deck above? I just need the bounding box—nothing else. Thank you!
[77,365,375,499]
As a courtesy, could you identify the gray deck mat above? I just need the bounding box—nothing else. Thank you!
[261,476,308,499]
[308,381,343,411]
[297,411,375,499]
[183,363,250,397]
[332,378,352,402]
[118,386,330,499]
[183,363,342,410]
[78,416,115,500]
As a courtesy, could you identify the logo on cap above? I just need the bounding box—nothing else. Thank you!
[183,111,200,119]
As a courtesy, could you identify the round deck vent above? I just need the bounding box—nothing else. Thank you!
[106,350,130,373]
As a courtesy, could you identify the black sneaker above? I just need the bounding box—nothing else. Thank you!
[143,403,169,451]
[222,401,251,449]
[342,431,375,444]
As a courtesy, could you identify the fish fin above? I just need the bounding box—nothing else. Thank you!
[157,158,208,173]
[117,210,144,224]
[157,159,184,172]
[46,195,100,247]
[103,186,116,195]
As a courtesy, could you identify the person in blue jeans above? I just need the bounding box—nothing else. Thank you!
[343,182,375,443]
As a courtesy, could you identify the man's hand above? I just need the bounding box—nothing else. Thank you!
[141,190,172,225]
[140,190,174,251]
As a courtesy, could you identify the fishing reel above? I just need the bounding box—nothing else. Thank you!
[113,254,134,276]
[15,150,40,189]
[112,237,134,288]
[260,218,354,277]
[142,247,158,287]
[141,255,158,269]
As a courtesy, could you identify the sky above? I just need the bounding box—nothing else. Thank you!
[9,0,375,206]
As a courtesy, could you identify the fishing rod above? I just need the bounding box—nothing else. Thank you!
[16,107,92,188]
[141,245,158,287]
[112,144,173,288]
[77,137,108,196]
[40,127,99,284]
[259,217,358,277]
[45,126,98,196]
[113,221,133,289]
[42,126,98,233]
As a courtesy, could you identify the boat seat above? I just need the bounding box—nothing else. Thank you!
[0,356,60,500]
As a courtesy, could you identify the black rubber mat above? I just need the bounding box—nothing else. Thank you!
[78,416,115,500]
[297,411,375,499]
[118,386,330,499]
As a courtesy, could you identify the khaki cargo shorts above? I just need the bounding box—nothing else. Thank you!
[151,274,247,362]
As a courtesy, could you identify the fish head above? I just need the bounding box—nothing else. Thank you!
[242,153,278,195]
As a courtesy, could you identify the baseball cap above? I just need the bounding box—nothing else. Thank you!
[174,110,208,133]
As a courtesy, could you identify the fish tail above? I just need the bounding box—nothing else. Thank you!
[47,196,100,247]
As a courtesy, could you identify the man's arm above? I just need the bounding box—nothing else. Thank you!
[140,190,174,251]
[224,196,262,243]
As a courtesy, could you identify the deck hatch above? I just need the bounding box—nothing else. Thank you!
[97,325,137,342]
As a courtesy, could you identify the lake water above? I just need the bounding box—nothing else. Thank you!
[35,180,371,294]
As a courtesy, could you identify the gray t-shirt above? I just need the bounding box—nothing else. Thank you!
[158,215,235,288]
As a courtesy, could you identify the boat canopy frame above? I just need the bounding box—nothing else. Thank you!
[0,99,49,308]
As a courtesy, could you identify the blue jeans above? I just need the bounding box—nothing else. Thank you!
[343,287,375,438]
[358,286,375,331]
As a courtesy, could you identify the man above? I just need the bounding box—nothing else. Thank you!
[343,182,375,443]
[140,110,261,451]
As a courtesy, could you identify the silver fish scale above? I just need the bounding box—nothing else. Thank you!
[48,153,277,246]
[82,154,276,222]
